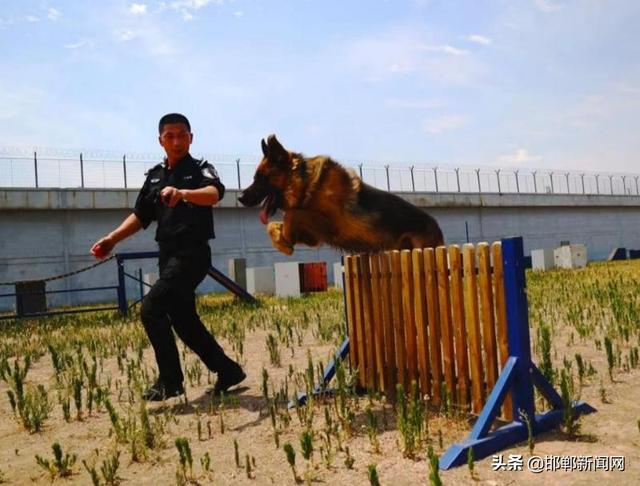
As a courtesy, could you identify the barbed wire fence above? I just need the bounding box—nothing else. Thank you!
[1,148,639,196]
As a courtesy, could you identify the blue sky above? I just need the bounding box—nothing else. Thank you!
[1,0,639,173]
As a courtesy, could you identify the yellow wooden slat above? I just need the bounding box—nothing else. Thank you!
[492,242,513,421]
[370,253,387,391]
[390,250,406,388]
[379,252,396,397]
[343,256,358,371]
[435,246,456,401]
[463,244,485,413]
[449,245,469,409]
[411,249,430,397]
[352,255,366,388]
[360,254,377,391]
[424,248,442,406]
[401,250,418,387]
[478,243,499,395]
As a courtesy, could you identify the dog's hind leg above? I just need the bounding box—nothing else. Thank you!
[267,222,294,255]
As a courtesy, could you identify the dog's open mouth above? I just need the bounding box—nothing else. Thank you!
[259,194,278,225]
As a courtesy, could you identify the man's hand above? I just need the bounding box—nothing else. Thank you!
[160,186,184,208]
[90,235,116,260]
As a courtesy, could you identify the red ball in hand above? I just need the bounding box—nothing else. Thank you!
[92,244,107,259]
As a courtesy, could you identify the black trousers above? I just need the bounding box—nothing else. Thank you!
[140,241,233,388]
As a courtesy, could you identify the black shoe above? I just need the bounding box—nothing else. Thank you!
[142,380,185,401]
[211,363,246,395]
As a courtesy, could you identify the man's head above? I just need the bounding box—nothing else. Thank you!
[158,113,193,165]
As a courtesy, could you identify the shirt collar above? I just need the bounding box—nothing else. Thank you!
[163,153,193,172]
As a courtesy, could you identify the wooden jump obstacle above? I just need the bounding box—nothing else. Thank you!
[344,240,510,418]
[295,236,595,469]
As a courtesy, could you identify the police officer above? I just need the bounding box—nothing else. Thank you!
[91,113,245,401]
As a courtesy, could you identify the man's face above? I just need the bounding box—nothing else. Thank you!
[159,123,193,163]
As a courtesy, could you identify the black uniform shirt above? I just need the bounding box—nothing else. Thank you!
[134,154,225,243]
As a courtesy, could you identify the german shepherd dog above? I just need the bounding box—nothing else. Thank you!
[238,135,444,255]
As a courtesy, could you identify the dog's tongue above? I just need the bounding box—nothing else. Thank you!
[260,207,269,225]
[259,195,273,225]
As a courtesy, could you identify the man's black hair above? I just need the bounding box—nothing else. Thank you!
[158,113,191,134]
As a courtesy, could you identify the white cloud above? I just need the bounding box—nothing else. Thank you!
[182,11,194,21]
[129,3,147,15]
[343,31,486,85]
[116,30,137,42]
[233,10,244,18]
[533,0,563,13]
[420,44,469,56]
[384,98,443,109]
[423,114,468,134]
[498,148,543,165]
[172,0,223,9]
[25,15,40,22]
[466,34,491,46]
[47,8,61,21]
[64,40,91,49]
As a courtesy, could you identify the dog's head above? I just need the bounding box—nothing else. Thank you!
[238,134,292,224]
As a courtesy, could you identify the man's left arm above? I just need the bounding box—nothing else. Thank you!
[180,186,219,206]
[160,161,225,207]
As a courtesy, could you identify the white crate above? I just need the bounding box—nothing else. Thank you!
[143,272,158,295]
[274,261,301,297]
[333,262,344,289]
[228,258,247,289]
[246,266,275,295]
[554,244,587,269]
[531,249,555,270]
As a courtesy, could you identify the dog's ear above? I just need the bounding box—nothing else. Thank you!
[266,134,289,167]
[261,138,268,157]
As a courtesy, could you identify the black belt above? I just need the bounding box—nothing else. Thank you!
[158,237,209,254]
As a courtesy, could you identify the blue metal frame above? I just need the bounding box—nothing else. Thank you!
[116,251,258,315]
[439,236,596,469]
[292,256,350,408]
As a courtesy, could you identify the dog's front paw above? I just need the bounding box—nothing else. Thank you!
[267,222,294,255]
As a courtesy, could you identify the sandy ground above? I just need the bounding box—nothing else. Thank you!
[0,293,638,485]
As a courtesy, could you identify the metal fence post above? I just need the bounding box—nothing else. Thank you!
[495,169,501,193]
[565,172,570,194]
[410,165,415,192]
[236,158,241,190]
[581,173,585,194]
[117,255,127,316]
[138,268,144,301]
[34,151,39,188]
[455,167,461,192]
[514,169,520,193]
[532,170,537,194]
[385,164,390,191]
[475,168,481,193]
[595,174,600,195]
[609,175,614,195]
[549,172,555,193]
[80,153,85,188]
[123,155,128,189]
[622,175,627,195]
[433,166,439,192]
[635,176,639,196]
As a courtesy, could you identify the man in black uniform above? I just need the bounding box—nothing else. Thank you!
[91,113,245,401]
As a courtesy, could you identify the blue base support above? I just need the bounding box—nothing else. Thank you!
[440,358,596,469]
[440,236,596,469]
[289,337,350,408]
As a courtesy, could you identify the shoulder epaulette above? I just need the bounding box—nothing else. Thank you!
[144,162,163,176]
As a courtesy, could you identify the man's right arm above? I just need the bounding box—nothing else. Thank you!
[90,213,143,259]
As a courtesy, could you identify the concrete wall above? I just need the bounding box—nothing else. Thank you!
[1,188,639,310]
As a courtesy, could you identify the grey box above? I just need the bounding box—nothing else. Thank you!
[15,280,47,316]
